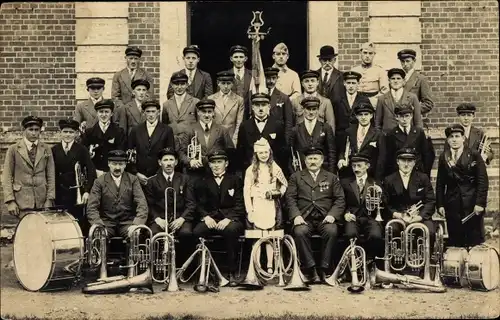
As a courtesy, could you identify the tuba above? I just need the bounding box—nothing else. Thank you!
[187,131,202,163]
[177,237,229,293]
[291,147,303,172]
[85,224,109,281]
[70,162,86,206]
[126,149,137,164]
[478,134,491,159]
[239,234,309,291]
[151,187,179,292]
[325,238,368,293]
[365,185,383,222]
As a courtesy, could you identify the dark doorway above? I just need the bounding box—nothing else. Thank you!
[189,1,308,86]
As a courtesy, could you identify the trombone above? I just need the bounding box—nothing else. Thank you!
[344,137,351,166]
[365,185,383,222]
[291,147,302,172]
[187,131,202,163]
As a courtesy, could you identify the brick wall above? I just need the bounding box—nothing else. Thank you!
[128,2,160,101]
[0,2,76,131]
[421,0,499,127]
[337,1,370,71]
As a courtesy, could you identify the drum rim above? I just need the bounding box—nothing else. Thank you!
[465,246,500,291]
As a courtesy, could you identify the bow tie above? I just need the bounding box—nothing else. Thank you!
[255,117,268,123]
[214,175,224,179]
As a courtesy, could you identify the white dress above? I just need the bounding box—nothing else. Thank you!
[243,162,287,230]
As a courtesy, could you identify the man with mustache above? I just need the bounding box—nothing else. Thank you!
[86,150,149,238]
[112,46,154,109]
[285,147,345,284]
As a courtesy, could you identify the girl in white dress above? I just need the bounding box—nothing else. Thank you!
[244,137,287,273]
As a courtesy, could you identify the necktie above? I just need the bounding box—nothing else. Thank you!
[256,117,267,123]
[28,144,36,164]
[204,124,209,133]
[358,178,364,191]
[452,151,457,163]
[188,70,194,85]
[167,176,172,186]
[64,142,69,154]
[323,72,329,85]
[129,69,135,81]
[236,73,241,81]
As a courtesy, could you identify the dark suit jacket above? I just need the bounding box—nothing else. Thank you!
[86,172,149,226]
[382,125,430,178]
[286,169,346,221]
[290,120,336,173]
[116,100,146,135]
[111,68,154,108]
[192,173,245,222]
[167,69,213,100]
[340,176,383,218]
[269,88,294,145]
[317,68,344,104]
[52,142,96,208]
[383,170,435,221]
[127,122,175,177]
[143,170,194,222]
[236,116,287,172]
[403,71,434,116]
[332,92,372,131]
[81,123,126,172]
[375,91,423,133]
[227,68,253,119]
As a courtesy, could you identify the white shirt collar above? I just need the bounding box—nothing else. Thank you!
[358,123,370,132]
[99,121,110,132]
[200,121,212,130]
[90,96,103,105]
[146,119,158,128]
[24,137,38,149]
[233,67,244,77]
[305,118,317,128]
[135,99,143,109]
[111,174,122,186]
[304,92,317,98]
[62,140,74,150]
[451,146,464,158]
[268,87,275,96]
[391,87,404,95]
[463,125,471,138]
[399,170,412,179]
[399,125,410,133]
[127,67,136,75]
[308,170,320,180]
[356,173,368,184]
[405,68,415,81]
[162,171,174,181]
[175,92,186,102]
[185,68,197,75]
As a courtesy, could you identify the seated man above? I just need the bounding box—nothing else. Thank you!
[383,148,436,248]
[86,150,149,238]
[191,150,245,287]
[285,146,345,283]
[340,152,384,266]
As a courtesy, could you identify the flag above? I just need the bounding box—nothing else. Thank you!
[250,40,267,94]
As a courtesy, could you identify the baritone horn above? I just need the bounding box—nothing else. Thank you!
[85,224,109,281]
[187,131,202,163]
[291,147,302,172]
[151,187,179,292]
[366,185,383,222]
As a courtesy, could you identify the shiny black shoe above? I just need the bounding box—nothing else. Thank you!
[317,268,328,284]
[228,273,239,287]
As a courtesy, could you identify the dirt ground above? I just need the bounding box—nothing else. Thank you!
[1,241,499,320]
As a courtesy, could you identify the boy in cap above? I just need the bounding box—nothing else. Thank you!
[436,124,488,247]
[291,70,335,132]
[272,42,301,99]
[191,150,245,286]
[264,66,294,145]
[112,46,154,109]
[127,100,175,185]
[208,71,244,146]
[167,45,213,100]
[116,79,150,135]
[86,150,149,238]
[52,119,96,236]
[351,42,389,107]
[2,116,55,217]
[74,77,106,131]
[81,99,126,177]
[380,105,430,178]
[180,99,234,179]
[337,102,384,181]
[236,93,288,174]
[448,103,494,164]
[285,146,345,283]
[225,45,253,118]
[289,96,336,174]
[375,68,423,133]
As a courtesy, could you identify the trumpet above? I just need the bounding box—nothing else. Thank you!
[177,237,229,293]
[326,238,368,293]
[126,149,137,164]
[187,131,202,163]
[291,147,303,172]
[478,134,491,158]
[151,187,179,292]
[365,185,383,222]
[344,137,351,166]
[89,144,98,159]
[70,162,86,206]
[240,234,309,291]
[403,201,424,222]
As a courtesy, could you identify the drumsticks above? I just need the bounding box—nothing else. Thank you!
[461,212,476,224]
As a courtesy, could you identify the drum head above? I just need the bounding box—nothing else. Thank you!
[14,213,53,291]
[482,248,500,291]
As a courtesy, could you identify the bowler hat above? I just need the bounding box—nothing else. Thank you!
[317,45,338,59]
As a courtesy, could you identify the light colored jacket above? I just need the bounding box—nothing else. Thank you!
[208,91,244,146]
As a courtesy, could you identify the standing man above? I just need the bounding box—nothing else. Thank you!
[73,77,105,132]
[208,71,244,146]
[291,70,335,132]
[2,116,55,217]
[265,66,294,145]
[191,150,245,286]
[167,45,213,100]
[272,43,301,100]
[81,99,126,177]
[116,79,149,135]
[351,42,389,107]
[112,46,154,109]
[436,124,488,247]
[316,45,344,106]
[285,147,345,283]
[52,119,96,236]
[127,100,176,185]
[86,150,149,238]
[226,45,253,119]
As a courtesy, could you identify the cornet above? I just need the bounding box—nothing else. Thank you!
[478,134,491,158]
[403,201,424,222]
[291,147,303,172]
[187,131,202,163]
[151,187,179,292]
[365,185,383,222]
[126,149,137,164]
[70,162,86,206]
[89,144,98,159]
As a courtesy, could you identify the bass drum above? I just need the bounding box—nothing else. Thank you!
[465,245,500,291]
[441,247,468,287]
[13,210,84,291]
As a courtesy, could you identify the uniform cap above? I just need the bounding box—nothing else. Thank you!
[456,103,476,114]
[125,46,142,57]
[396,148,417,160]
[157,147,177,159]
[196,99,216,110]
[131,79,150,90]
[108,150,128,162]
[94,99,115,112]
[208,149,228,161]
[183,45,200,57]
[445,124,465,137]
[170,72,189,84]
[22,115,43,128]
[58,119,79,131]
[86,77,105,88]
[142,100,160,110]
[397,49,417,60]
[388,68,406,79]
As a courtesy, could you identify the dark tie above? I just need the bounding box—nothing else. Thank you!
[28,144,36,164]
[167,176,172,186]
[323,72,329,85]
[204,124,209,133]
[236,73,241,81]
[256,117,268,123]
